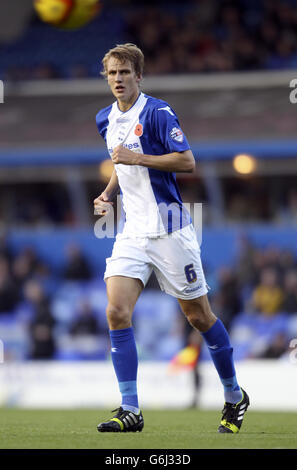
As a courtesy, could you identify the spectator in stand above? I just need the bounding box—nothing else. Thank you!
[69,300,99,336]
[279,250,297,276]
[24,280,56,359]
[0,231,13,263]
[282,269,297,314]
[258,19,279,56]
[63,244,92,281]
[256,332,289,359]
[12,247,41,292]
[276,188,297,225]
[234,34,261,70]
[251,267,284,316]
[236,235,259,289]
[0,256,20,313]
[212,266,242,330]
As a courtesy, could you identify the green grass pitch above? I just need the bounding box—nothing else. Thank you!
[1,408,296,449]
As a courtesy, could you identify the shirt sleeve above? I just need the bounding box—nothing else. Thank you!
[152,103,191,153]
[96,106,111,141]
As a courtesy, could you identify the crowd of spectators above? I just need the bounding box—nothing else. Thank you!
[1,0,297,81]
[0,234,101,360]
[127,0,297,75]
[212,238,297,330]
[0,228,297,361]
[210,237,297,359]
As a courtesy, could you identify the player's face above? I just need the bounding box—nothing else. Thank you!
[106,57,141,111]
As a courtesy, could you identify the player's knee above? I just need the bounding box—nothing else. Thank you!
[186,313,213,333]
[106,303,131,329]
[182,297,216,333]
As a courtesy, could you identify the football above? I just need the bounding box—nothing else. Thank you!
[34,0,102,30]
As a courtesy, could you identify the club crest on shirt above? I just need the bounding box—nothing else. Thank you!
[170,127,184,143]
[134,123,143,137]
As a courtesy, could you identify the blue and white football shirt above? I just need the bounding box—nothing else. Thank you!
[96,92,192,237]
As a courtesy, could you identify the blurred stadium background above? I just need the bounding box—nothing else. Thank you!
[0,0,296,411]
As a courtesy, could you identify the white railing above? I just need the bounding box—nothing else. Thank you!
[5,70,297,97]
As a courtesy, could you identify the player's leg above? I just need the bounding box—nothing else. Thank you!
[105,275,143,330]
[147,225,249,433]
[106,275,142,406]
[178,294,249,433]
[106,276,143,413]
[178,294,216,332]
[97,235,152,432]
[178,294,241,400]
[97,276,144,432]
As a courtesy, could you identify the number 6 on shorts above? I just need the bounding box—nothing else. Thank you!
[184,263,197,284]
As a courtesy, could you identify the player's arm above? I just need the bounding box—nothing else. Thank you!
[137,149,195,173]
[112,104,196,172]
[111,147,195,173]
[93,168,119,215]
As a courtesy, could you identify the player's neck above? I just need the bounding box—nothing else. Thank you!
[117,91,141,113]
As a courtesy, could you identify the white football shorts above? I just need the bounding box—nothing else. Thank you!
[104,223,209,300]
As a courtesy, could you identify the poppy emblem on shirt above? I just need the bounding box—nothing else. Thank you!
[170,127,184,143]
[134,123,143,137]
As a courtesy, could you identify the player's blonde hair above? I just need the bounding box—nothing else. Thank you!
[101,43,144,78]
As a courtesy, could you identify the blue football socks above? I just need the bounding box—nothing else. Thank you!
[202,318,242,404]
[109,321,241,409]
[109,327,140,413]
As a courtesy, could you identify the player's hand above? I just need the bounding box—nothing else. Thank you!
[93,192,113,216]
[111,145,140,165]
